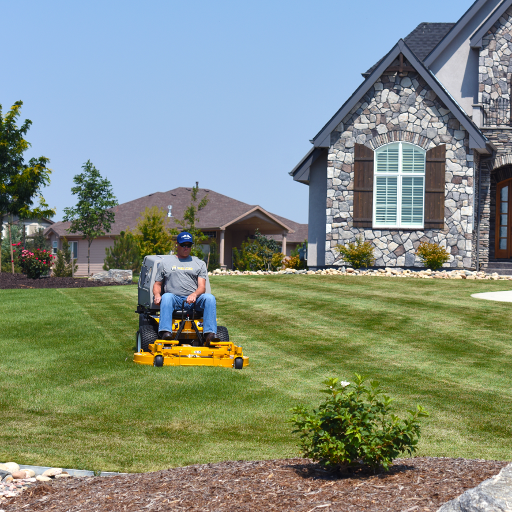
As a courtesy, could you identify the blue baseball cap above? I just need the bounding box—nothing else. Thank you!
[177,231,194,244]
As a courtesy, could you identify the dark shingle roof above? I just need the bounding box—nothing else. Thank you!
[363,22,456,76]
[46,188,307,243]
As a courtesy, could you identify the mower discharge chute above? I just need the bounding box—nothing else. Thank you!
[134,255,249,369]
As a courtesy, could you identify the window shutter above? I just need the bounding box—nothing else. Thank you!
[353,143,374,228]
[424,145,446,229]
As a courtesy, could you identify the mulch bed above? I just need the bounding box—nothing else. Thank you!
[2,457,508,511]
[0,272,135,289]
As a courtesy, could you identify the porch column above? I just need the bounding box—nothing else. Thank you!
[219,229,226,269]
[282,233,287,256]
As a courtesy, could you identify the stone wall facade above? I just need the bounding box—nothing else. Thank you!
[479,5,512,123]
[326,71,475,268]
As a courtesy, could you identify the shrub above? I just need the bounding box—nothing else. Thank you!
[54,238,78,277]
[290,375,428,472]
[283,255,301,269]
[416,242,450,270]
[14,242,55,279]
[336,237,375,269]
[207,240,220,272]
[103,231,141,272]
[232,230,283,271]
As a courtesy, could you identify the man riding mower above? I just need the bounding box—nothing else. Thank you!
[134,231,249,369]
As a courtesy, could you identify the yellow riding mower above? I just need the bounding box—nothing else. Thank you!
[133,255,249,369]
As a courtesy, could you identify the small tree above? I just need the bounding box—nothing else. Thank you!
[207,239,220,272]
[25,228,51,252]
[232,231,284,271]
[170,184,209,259]
[63,161,118,276]
[104,230,141,272]
[134,206,174,260]
[1,223,22,273]
[336,236,375,269]
[53,237,78,277]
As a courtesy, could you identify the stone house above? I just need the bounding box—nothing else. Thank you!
[45,187,307,276]
[291,0,512,273]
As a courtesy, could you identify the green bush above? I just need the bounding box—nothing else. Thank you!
[290,375,428,472]
[232,230,283,271]
[207,240,220,272]
[103,231,141,272]
[336,236,375,269]
[54,237,78,277]
[416,241,450,270]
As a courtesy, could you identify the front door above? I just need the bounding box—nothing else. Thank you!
[496,178,512,258]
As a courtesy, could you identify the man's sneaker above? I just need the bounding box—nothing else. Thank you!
[158,331,173,340]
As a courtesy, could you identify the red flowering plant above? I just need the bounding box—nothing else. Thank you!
[12,242,55,279]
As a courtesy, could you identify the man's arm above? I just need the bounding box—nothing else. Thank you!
[153,281,163,305]
[186,277,206,304]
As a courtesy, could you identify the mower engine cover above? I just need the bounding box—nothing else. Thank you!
[138,255,212,310]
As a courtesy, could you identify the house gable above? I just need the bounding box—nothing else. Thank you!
[310,40,488,152]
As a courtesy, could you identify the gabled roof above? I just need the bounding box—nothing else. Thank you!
[310,39,488,151]
[424,0,499,65]
[470,0,511,48]
[46,188,307,243]
[363,23,455,77]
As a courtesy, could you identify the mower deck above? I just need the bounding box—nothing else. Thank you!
[134,340,249,368]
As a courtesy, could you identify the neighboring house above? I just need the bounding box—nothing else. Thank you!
[291,0,512,272]
[45,187,307,276]
[1,215,54,239]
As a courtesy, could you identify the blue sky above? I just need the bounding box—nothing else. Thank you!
[2,0,470,224]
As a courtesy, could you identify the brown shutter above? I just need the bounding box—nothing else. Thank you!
[424,145,446,229]
[353,143,374,228]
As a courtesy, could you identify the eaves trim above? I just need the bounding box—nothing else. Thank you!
[470,0,511,48]
[424,0,492,65]
[219,206,294,233]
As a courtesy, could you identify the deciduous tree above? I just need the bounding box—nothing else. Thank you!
[0,101,55,272]
[103,230,141,273]
[134,206,173,260]
[63,161,118,276]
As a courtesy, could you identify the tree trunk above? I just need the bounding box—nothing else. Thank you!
[8,223,14,274]
[22,221,26,247]
[88,238,91,276]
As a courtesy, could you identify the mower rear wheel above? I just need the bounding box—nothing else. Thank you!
[140,325,158,352]
[234,357,244,370]
[217,326,229,341]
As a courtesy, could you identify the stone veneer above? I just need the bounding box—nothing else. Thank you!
[475,7,512,269]
[326,71,475,268]
[478,6,512,114]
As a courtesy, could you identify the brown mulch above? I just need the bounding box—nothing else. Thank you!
[2,457,508,511]
[0,272,135,289]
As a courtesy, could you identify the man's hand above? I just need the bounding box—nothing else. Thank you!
[186,292,198,304]
[153,281,163,305]
[154,294,162,305]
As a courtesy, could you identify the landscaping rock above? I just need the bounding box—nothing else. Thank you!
[0,471,11,481]
[36,475,52,482]
[88,269,132,285]
[42,468,62,477]
[0,463,18,474]
[10,471,27,480]
[437,462,512,511]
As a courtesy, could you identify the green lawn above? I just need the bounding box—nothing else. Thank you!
[1,275,512,472]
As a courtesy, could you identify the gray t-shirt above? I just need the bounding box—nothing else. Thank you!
[155,255,207,296]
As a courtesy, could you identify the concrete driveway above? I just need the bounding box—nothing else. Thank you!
[471,291,512,302]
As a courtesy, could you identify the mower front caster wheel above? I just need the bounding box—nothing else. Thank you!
[153,355,164,367]
[234,357,244,370]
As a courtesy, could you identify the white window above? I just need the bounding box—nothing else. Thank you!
[373,142,425,228]
[69,241,78,259]
[52,241,58,255]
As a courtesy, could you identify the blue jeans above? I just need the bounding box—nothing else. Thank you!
[159,293,217,335]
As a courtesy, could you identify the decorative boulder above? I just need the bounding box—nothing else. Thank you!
[88,269,133,285]
[437,462,512,511]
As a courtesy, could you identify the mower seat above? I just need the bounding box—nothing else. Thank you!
[172,309,204,319]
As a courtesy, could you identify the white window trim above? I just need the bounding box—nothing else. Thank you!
[372,142,425,229]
